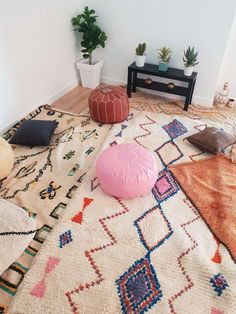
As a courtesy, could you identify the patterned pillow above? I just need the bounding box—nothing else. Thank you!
[0,199,37,275]
[186,127,236,154]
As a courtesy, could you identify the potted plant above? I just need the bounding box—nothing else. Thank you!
[135,43,146,67]
[158,46,172,72]
[72,7,107,89]
[183,46,199,76]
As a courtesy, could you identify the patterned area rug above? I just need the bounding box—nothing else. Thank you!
[0,106,111,311]
[4,105,235,314]
[129,91,236,127]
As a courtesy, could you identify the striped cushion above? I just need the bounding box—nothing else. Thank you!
[88,85,129,124]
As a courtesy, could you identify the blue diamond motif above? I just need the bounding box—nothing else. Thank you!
[152,169,179,203]
[210,273,229,296]
[59,230,73,248]
[116,257,162,313]
[162,119,187,139]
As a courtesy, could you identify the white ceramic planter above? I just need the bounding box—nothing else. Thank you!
[184,66,194,76]
[77,59,103,89]
[135,55,146,67]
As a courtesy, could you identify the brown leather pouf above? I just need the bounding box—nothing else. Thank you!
[88,85,129,124]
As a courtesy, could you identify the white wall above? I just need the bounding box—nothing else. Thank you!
[1,1,236,132]
[0,0,82,131]
[216,12,236,99]
[83,0,236,107]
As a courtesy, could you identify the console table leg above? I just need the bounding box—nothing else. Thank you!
[189,80,196,104]
[184,99,189,111]
[184,81,194,111]
[132,71,137,92]
[127,69,132,98]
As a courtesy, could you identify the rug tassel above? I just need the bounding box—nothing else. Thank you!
[211,238,222,264]
[211,249,222,264]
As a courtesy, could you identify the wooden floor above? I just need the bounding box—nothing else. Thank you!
[52,84,236,115]
[51,85,91,114]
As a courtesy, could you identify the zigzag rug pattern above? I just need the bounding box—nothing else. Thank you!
[133,115,156,148]
[168,198,200,313]
[8,108,236,314]
[65,198,130,314]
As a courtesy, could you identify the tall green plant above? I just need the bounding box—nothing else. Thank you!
[183,46,199,67]
[72,6,107,65]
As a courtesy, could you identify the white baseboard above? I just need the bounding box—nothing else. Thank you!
[41,78,79,106]
[0,103,43,135]
[192,95,213,108]
[101,75,214,108]
[0,79,79,134]
[101,76,125,86]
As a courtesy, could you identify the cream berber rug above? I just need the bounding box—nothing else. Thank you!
[4,103,235,314]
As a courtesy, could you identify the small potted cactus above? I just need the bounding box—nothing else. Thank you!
[158,46,172,72]
[183,46,199,76]
[135,43,146,67]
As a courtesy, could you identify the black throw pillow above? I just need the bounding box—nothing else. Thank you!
[9,120,58,146]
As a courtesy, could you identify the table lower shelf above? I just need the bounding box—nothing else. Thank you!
[135,78,187,97]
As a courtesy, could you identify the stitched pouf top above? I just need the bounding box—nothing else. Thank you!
[88,85,129,124]
[96,143,158,199]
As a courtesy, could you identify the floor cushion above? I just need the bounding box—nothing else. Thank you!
[9,120,58,147]
[96,143,158,199]
[186,127,236,154]
[0,199,37,275]
[0,137,14,180]
[88,85,129,123]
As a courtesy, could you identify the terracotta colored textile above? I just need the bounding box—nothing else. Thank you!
[88,85,129,123]
[170,155,236,261]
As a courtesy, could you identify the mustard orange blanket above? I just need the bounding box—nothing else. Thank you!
[170,155,236,262]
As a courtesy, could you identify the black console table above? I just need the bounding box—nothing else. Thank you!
[127,62,198,111]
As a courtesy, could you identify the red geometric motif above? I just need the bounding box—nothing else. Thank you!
[211,237,222,264]
[71,198,93,225]
[65,198,130,314]
[133,115,156,149]
[168,198,200,314]
[211,307,224,314]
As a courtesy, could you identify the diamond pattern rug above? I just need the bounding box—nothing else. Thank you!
[6,106,236,314]
[0,105,111,310]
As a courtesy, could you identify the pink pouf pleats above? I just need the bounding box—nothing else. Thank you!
[96,143,158,199]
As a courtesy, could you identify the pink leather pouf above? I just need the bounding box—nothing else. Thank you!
[88,85,129,124]
[96,143,158,199]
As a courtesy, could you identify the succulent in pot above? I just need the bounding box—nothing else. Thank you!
[183,46,199,76]
[135,43,146,67]
[158,46,172,72]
